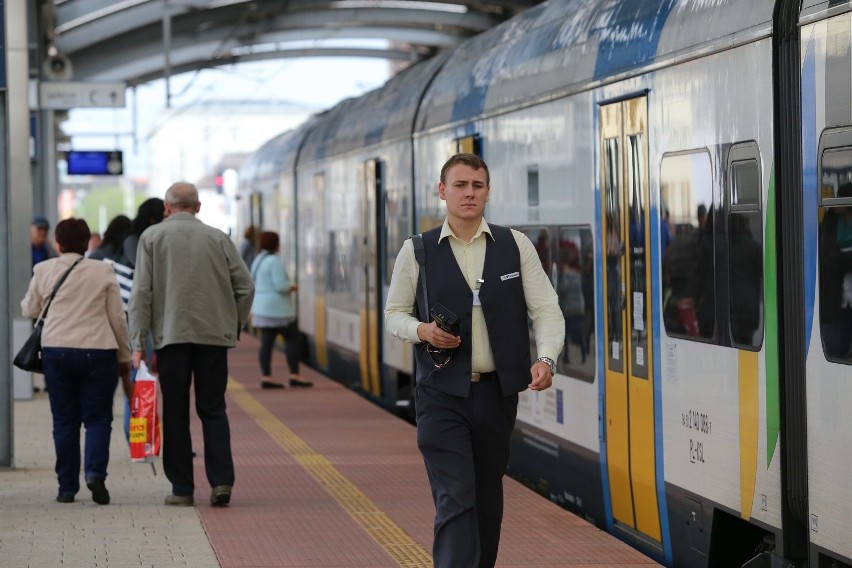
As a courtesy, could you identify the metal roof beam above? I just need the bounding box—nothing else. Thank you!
[128,46,419,85]
[50,0,542,85]
[56,2,497,53]
[73,26,457,82]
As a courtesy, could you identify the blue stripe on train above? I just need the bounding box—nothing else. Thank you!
[801,26,817,353]
[593,0,677,81]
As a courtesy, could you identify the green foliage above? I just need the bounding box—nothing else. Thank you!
[72,186,146,234]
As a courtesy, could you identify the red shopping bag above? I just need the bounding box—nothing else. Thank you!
[129,361,161,463]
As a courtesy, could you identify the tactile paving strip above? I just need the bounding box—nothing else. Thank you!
[228,379,432,566]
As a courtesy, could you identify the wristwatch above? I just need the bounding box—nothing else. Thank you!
[537,356,556,375]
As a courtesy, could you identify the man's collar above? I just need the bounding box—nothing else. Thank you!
[438,218,493,244]
[165,211,197,221]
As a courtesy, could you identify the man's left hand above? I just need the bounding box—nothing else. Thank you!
[528,361,553,391]
[131,350,144,369]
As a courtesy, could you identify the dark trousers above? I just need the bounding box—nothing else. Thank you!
[42,347,118,496]
[156,343,234,496]
[258,323,301,375]
[415,380,519,568]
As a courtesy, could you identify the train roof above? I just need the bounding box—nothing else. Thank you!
[416,0,776,130]
[801,0,850,24]
[239,117,320,188]
[299,52,451,162]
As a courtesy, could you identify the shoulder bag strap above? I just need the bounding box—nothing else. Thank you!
[38,256,84,323]
[250,252,272,281]
[412,234,429,320]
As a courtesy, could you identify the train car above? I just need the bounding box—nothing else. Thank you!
[236,0,852,566]
[413,1,784,565]
[801,1,852,566]
[238,118,319,285]
[294,53,450,411]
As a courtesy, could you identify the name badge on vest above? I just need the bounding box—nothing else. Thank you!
[500,271,520,281]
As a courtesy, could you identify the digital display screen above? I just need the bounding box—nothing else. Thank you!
[66,151,123,176]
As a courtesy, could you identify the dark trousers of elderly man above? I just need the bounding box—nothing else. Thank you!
[156,343,234,497]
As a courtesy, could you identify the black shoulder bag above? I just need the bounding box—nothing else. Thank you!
[412,234,459,370]
[412,234,429,318]
[14,257,84,373]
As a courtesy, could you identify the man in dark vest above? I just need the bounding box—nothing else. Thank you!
[385,153,564,567]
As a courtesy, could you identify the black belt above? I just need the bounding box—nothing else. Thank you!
[471,371,497,382]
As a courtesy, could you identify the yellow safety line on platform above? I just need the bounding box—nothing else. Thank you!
[227,378,432,567]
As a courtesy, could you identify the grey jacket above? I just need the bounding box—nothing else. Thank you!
[128,212,254,350]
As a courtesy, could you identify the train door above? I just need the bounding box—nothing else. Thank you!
[250,192,263,229]
[599,96,661,543]
[313,172,329,368]
[359,159,382,397]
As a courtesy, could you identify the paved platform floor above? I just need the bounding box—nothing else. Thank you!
[0,335,661,567]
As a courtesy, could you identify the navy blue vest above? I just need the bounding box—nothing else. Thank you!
[414,224,531,397]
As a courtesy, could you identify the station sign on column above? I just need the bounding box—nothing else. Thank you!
[39,81,126,109]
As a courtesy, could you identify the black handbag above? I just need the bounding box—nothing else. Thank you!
[14,257,84,373]
[13,321,45,372]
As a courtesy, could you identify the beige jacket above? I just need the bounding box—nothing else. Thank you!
[21,253,131,362]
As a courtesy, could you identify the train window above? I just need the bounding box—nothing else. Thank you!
[385,188,411,285]
[528,167,540,206]
[455,135,482,157]
[727,150,764,350]
[604,137,624,373]
[627,134,648,379]
[556,226,595,382]
[818,137,852,363]
[523,227,553,278]
[821,147,852,202]
[517,225,596,382]
[660,151,715,342]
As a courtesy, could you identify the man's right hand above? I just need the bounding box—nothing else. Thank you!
[417,321,461,349]
[131,350,144,369]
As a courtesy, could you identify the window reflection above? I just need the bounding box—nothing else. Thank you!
[519,225,595,382]
[660,152,714,340]
[728,159,763,348]
[628,134,648,378]
[385,188,410,285]
[605,138,625,372]
[819,145,852,361]
[556,226,595,380]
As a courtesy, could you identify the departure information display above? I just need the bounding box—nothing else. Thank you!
[66,150,123,175]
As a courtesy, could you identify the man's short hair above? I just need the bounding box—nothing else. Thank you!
[165,182,200,209]
[32,216,50,230]
[55,218,91,255]
[440,153,490,187]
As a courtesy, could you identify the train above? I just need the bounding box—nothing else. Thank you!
[235,0,852,566]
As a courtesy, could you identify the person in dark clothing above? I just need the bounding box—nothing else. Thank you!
[385,154,564,568]
[31,216,58,268]
[123,198,165,268]
[728,214,763,345]
[89,215,133,265]
[691,208,716,339]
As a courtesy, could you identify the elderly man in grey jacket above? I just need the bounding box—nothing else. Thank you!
[128,182,254,507]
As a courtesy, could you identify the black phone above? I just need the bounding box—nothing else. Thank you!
[430,303,460,336]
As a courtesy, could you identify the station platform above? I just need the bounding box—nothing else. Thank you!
[1,334,661,567]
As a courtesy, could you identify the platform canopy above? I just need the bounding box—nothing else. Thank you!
[48,0,543,86]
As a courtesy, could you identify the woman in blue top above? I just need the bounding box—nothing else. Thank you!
[250,231,312,389]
